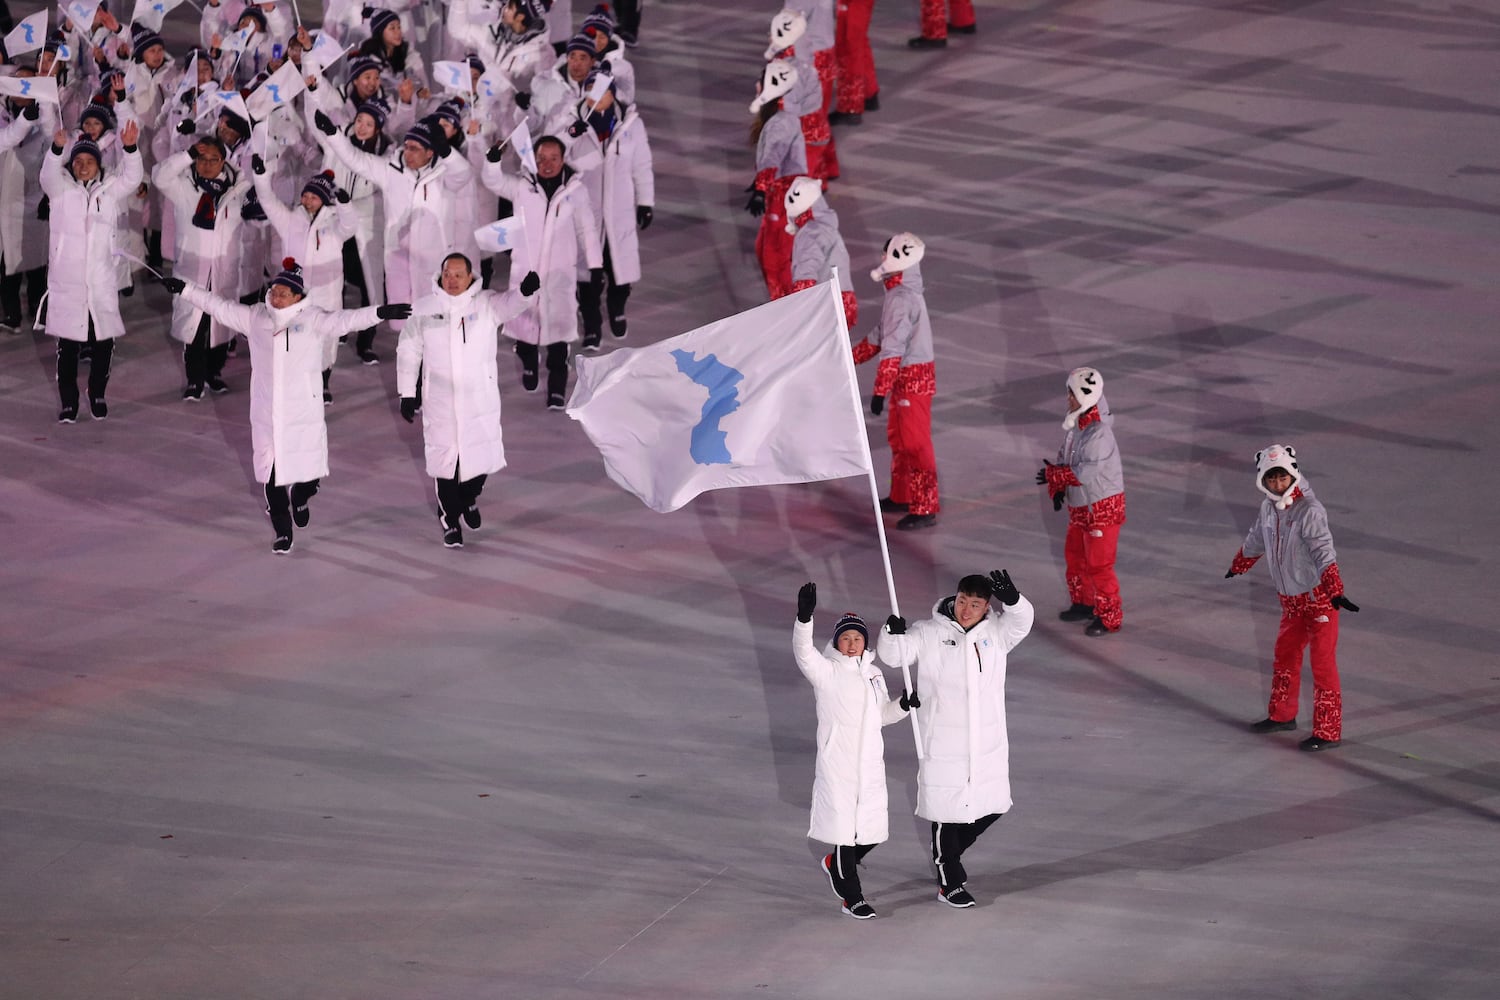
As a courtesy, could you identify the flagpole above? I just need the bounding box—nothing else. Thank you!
[825,273,923,758]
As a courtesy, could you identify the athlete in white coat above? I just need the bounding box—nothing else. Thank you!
[480,134,603,409]
[793,584,909,919]
[396,253,541,547]
[565,81,653,349]
[38,123,143,422]
[314,110,475,353]
[878,570,1035,908]
[0,95,47,331]
[164,261,411,553]
[252,163,359,403]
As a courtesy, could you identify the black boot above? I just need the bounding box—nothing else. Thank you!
[1058,602,1094,622]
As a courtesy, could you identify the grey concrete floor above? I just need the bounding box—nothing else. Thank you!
[3,1,1499,998]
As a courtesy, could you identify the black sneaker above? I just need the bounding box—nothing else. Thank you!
[908,35,947,49]
[272,534,293,554]
[207,376,229,394]
[462,505,481,530]
[292,503,310,529]
[521,369,539,392]
[58,405,78,423]
[948,22,977,35]
[1058,603,1094,622]
[546,393,566,411]
[879,496,909,513]
[1250,717,1297,733]
[864,92,880,111]
[581,335,602,353]
[88,397,108,420]
[1299,735,1341,752]
[937,884,976,908]
[359,349,380,365]
[609,316,628,339]
[896,513,937,530]
[828,111,863,126]
[842,899,877,919]
[820,854,842,900]
[0,315,20,333]
[323,387,333,405]
[442,521,464,548]
[1085,617,1113,637]
[183,383,204,401]
[225,337,238,356]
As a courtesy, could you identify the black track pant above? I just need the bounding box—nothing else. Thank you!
[342,238,377,353]
[578,242,632,342]
[436,460,487,529]
[56,320,112,409]
[826,843,876,904]
[514,341,569,399]
[0,261,46,323]
[264,467,320,539]
[184,313,228,387]
[931,812,1002,889]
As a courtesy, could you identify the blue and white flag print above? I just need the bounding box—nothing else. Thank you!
[507,119,536,175]
[62,0,100,31]
[567,279,869,512]
[306,29,346,69]
[4,11,48,57]
[245,61,305,118]
[473,211,526,255]
[0,75,59,103]
[132,0,188,33]
[223,25,254,53]
[53,41,74,62]
[476,67,510,102]
[431,60,470,95]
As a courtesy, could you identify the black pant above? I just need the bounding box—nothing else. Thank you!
[514,341,569,399]
[827,843,876,904]
[342,238,377,353]
[436,462,487,529]
[0,261,46,324]
[931,812,1002,889]
[264,467,320,539]
[56,320,112,409]
[184,313,228,387]
[615,0,642,37]
[577,242,632,342]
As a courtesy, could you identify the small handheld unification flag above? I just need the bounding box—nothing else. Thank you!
[475,66,510,103]
[62,0,101,31]
[223,25,254,53]
[245,60,305,118]
[306,30,345,69]
[567,280,870,513]
[52,41,74,62]
[507,119,536,175]
[585,72,613,106]
[431,60,471,95]
[0,74,59,103]
[4,10,48,57]
[131,0,188,33]
[200,89,251,125]
[473,211,526,254]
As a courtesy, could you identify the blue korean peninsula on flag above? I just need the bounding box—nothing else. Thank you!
[567,280,870,513]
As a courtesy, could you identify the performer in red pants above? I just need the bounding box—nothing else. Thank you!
[911,0,977,49]
[747,61,808,300]
[852,234,938,530]
[1225,444,1359,752]
[832,0,878,123]
[763,10,839,183]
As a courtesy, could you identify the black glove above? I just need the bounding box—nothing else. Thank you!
[429,129,451,159]
[161,276,186,294]
[989,569,1020,607]
[885,614,906,635]
[519,271,541,296]
[1052,491,1065,511]
[486,144,502,163]
[399,397,418,423]
[566,118,588,138]
[745,188,765,217]
[335,188,351,204]
[1035,460,1051,485]
[870,394,884,416]
[250,153,266,175]
[1331,594,1360,613]
[176,118,195,135]
[36,195,48,221]
[796,582,816,623]
[313,110,337,136]
[514,91,531,111]
[22,102,39,121]
[589,267,606,288]
[636,205,653,230]
[1224,569,1238,579]
[899,689,920,711]
[375,303,412,321]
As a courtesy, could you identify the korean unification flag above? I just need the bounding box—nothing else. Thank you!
[567,280,870,513]
[0,74,59,104]
[4,11,48,57]
[131,0,187,33]
[585,72,612,107]
[431,60,471,95]
[507,119,536,176]
[307,30,347,70]
[223,26,255,53]
[200,89,252,126]
[53,41,74,62]
[62,1,101,32]
[245,61,305,119]
[476,67,511,103]
[473,211,526,255]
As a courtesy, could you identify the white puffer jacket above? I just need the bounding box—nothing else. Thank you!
[570,108,654,286]
[153,150,254,346]
[794,618,907,846]
[877,595,1036,823]
[396,276,532,480]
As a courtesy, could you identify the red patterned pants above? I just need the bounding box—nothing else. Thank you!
[811,49,840,179]
[887,388,939,515]
[836,0,877,113]
[1064,521,1122,629]
[755,178,795,299]
[920,0,976,39]
[1268,606,1342,740]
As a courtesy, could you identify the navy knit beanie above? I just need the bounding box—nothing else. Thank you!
[833,613,869,646]
[301,170,338,206]
[269,257,305,297]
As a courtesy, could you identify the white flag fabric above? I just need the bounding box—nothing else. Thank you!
[223,25,254,53]
[473,211,525,254]
[585,72,612,105]
[431,60,471,95]
[506,119,536,175]
[307,29,346,69]
[199,88,251,125]
[131,0,188,32]
[0,75,59,103]
[5,11,48,56]
[475,66,511,103]
[62,0,100,31]
[567,280,870,513]
[245,61,305,118]
[52,40,74,62]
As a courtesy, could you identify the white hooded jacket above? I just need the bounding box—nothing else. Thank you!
[153,150,254,346]
[570,107,654,286]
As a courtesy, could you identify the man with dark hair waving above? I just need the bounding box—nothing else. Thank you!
[877,570,1035,908]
